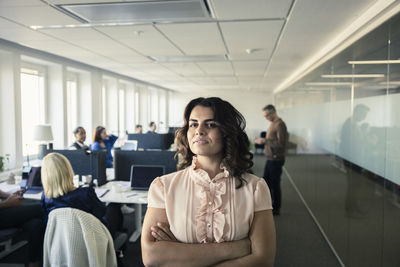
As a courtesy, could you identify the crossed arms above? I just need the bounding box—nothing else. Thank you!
[141,207,276,267]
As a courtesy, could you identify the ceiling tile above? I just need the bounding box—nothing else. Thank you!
[233,61,266,75]
[220,20,283,57]
[210,0,292,19]
[213,76,238,85]
[156,23,226,55]
[162,63,205,76]
[0,26,51,42]
[39,28,107,40]
[0,4,81,26]
[97,25,183,56]
[197,62,234,75]
[0,0,42,7]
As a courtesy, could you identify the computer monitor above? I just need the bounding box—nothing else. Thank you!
[114,150,177,181]
[46,150,107,186]
[130,165,165,190]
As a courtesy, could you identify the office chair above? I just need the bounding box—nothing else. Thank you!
[255,131,266,154]
[43,208,117,267]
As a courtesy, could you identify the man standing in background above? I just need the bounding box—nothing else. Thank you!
[255,104,288,215]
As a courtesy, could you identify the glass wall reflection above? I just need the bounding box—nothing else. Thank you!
[275,12,400,267]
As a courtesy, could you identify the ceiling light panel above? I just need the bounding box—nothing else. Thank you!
[210,0,292,19]
[97,25,183,56]
[156,23,226,55]
[60,0,211,23]
[220,20,283,55]
[0,4,80,27]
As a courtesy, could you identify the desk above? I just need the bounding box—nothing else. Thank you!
[0,181,148,243]
[98,181,148,242]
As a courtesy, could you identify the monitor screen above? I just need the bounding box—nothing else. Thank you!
[130,165,165,190]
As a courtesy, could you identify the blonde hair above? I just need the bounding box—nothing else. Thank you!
[41,152,75,199]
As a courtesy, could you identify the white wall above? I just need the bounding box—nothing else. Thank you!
[169,90,274,140]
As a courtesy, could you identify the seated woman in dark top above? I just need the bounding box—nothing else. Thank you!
[90,126,118,168]
[69,126,89,150]
[40,152,107,226]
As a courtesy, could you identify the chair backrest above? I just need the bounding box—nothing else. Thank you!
[43,208,117,267]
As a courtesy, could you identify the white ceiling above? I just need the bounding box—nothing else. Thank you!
[0,0,389,93]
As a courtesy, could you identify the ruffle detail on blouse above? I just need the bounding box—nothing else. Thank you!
[191,157,229,243]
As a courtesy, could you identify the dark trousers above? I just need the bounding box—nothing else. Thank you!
[263,160,285,211]
[0,199,45,262]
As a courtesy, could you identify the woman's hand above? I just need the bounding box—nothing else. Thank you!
[2,194,23,208]
[151,222,178,242]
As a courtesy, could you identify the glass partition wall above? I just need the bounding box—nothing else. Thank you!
[275,13,400,267]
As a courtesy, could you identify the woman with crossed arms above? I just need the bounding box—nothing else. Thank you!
[141,97,276,266]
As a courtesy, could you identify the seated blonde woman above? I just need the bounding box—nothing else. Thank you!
[141,97,276,266]
[40,152,107,226]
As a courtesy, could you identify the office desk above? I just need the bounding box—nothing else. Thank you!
[0,181,148,242]
[98,181,148,242]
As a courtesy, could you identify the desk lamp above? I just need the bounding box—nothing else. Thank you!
[34,125,54,160]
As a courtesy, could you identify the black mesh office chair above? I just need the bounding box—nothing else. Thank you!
[255,131,266,154]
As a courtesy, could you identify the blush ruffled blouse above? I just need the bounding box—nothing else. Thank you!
[148,157,272,243]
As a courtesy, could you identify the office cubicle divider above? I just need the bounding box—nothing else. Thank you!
[47,150,107,186]
[114,150,178,181]
[126,133,174,150]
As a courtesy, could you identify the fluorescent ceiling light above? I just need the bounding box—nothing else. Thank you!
[305,82,353,86]
[348,59,400,64]
[379,81,400,85]
[149,55,227,62]
[321,74,385,78]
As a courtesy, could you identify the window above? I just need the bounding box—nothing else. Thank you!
[135,90,139,125]
[66,73,78,145]
[102,83,107,126]
[119,88,125,136]
[20,66,46,156]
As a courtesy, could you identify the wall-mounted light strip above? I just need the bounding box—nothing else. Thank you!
[321,74,385,78]
[305,82,353,86]
[348,59,400,64]
[380,81,400,85]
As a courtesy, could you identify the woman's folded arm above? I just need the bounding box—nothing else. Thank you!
[141,207,250,267]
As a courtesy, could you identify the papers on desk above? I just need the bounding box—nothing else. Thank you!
[95,188,109,198]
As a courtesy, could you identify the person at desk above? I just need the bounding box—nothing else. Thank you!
[40,152,108,226]
[91,126,118,168]
[146,121,157,134]
[142,97,276,267]
[135,124,143,134]
[69,126,89,150]
[0,189,45,267]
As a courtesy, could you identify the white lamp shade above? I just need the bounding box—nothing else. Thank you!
[34,125,54,141]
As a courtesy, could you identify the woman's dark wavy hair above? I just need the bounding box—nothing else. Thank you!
[92,126,105,143]
[175,97,253,188]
